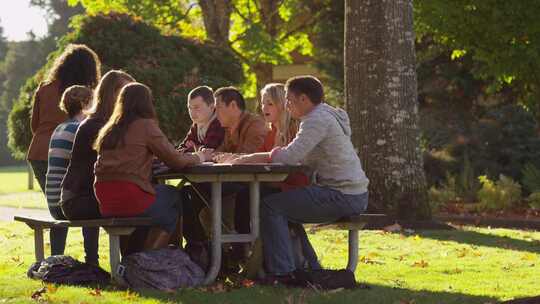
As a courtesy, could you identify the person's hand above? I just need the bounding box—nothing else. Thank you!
[185,140,195,149]
[198,148,214,162]
[213,152,238,164]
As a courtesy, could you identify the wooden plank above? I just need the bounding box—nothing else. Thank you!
[14,216,153,228]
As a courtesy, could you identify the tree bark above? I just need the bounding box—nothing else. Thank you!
[198,0,232,48]
[344,0,430,219]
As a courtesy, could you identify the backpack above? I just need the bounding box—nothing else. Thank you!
[118,248,205,291]
[293,269,357,290]
[27,255,110,286]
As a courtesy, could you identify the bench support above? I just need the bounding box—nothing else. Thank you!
[103,227,136,281]
[34,227,45,262]
[346,230,359,271]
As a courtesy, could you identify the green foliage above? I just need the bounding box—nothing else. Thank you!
[526,192,540,210]
[416,1,540,118]
[70,0,315,98]
[427,173,458,212]
[521,163,540,194]
[7,13,243,159]
[477,175,522,211]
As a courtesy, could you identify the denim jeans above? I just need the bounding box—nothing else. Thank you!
[30,160,100,264]
[142,184,183,233]
[261,185,368,275]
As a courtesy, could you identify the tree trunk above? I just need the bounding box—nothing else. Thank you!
[344,0,430,220]
[198,0,232,48]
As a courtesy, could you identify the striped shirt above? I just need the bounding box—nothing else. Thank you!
[45,119,81,208]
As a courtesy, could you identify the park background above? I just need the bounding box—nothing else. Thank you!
[0,1,539,303]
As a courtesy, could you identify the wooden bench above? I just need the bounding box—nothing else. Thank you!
[311,214,388,272]
[14,216,153,279]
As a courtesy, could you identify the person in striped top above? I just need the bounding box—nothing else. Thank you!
[45,85,100,264]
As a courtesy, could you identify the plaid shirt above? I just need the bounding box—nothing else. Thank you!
[177,117,225,152]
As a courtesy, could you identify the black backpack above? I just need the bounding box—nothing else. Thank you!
[27,255,110,286]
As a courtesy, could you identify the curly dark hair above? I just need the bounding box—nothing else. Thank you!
[45,44,101,92]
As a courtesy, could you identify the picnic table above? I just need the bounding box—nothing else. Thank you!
[154,163,306,285]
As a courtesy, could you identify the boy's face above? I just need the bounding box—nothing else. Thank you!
[188,96,214,125]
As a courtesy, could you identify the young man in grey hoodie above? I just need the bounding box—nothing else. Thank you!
[232,75,369,283]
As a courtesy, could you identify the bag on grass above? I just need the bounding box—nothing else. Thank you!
[118,248,204,291]
[27,255,110,286]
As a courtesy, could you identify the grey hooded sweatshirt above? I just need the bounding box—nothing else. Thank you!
[271,103,369,195]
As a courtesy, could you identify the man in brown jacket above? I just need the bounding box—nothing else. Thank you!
[214,86,266,154]
[182,87,266,271]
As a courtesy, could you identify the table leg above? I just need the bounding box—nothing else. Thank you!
[249,181,260,240]
[203,181,222,285]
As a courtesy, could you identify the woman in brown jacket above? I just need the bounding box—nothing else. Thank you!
[27,44,100,259]
[93,83,212,249]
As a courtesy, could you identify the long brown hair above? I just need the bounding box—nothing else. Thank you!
[45,44,101,92]
[94,83,157,152]
[86,70,135,121]
[260,83,299,146]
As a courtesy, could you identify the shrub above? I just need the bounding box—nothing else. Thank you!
[8,13,244,159]
[477,175,522,211]
[526,192,540,210]
[521,163,540,194]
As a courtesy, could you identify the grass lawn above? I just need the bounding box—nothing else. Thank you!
[0,166,47,209]
[0,221,539,303]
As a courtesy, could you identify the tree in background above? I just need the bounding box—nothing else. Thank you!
[0,22,7,61]
[416,1,540,120]
[69,0,314,100]
[345,0,430,219]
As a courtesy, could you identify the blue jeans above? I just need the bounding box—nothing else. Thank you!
[261,186,368,275]
[30,160,100,264]
[142,184,182,233]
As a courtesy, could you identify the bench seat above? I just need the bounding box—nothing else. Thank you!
[14,215,153,280]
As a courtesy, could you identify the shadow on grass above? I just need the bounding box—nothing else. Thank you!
[416,229,540,254]
[123,283,499,304]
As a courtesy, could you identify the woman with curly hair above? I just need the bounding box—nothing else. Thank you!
[27,44,101,260]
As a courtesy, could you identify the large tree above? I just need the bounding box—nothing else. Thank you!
[345,0,430,219]
[70,0,314,99]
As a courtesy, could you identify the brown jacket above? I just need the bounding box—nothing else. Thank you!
[27,81,68,160]
[217,112,267,153]
[94,118,199,194]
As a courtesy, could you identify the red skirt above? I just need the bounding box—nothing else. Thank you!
[95,181,155,217]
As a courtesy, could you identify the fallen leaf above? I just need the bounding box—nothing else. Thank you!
[46,283,57,294]
[89,288,102,296]
[241,279,255,288]
[521,253,537,261]
[412,260,429,268]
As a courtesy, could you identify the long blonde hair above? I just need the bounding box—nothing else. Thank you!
[260,83,299,147]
